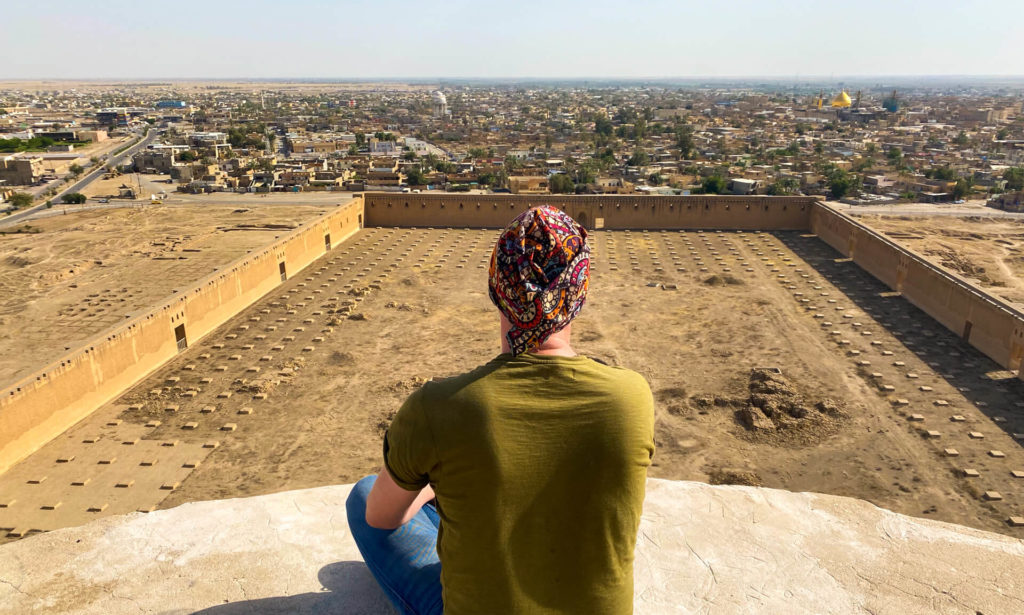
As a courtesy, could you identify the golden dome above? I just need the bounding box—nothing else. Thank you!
[830,91,852,108]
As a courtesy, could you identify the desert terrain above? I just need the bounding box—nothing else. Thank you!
[2,223,1022,543]
[859,214,1024,307]
[0,202,329,385]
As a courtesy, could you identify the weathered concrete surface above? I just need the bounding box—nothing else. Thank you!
[1,478,1022,614]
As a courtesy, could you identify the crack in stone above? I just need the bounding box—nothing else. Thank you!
[0,576,30,597]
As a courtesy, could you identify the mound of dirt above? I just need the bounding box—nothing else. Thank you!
[927,247,989,280]
[736,368,847,445]
[384,301,418,311]
[233,378,279,395]
[707,468,763,486]
[329,351,354,365]
[4,255,34,268]
[703,274,743,286]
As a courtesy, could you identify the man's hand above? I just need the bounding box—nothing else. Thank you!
[365,467,436,530]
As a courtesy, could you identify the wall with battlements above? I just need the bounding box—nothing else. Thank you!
[363,193,817,230]
[0,201,363,475]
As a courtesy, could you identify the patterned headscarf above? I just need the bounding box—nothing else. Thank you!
[489,206,590,355]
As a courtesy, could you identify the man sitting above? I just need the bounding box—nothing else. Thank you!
[347,205,655,614]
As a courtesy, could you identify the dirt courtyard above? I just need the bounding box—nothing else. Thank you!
[0,202,329,385]
[1,225,1023,543]
[859,214,1024,307]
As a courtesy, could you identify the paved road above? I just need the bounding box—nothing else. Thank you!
[1,130,160,228]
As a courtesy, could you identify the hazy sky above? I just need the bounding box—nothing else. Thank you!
[6,0,1023,79]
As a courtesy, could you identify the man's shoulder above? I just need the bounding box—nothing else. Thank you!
[418,355,650,401]
[415,357,505,400]
[584,360,653,404]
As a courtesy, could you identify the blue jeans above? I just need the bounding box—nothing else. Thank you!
[346,475,443,615]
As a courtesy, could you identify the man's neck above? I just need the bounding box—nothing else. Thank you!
[528,339,577,357]
[499,316,576,357]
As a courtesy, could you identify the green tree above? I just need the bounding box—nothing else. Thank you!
[596,147,616,168]
[1003,167,1024,191]
[476,172,498,186]
[820,165,860,199]
[865,143,878,155]
[675,124,695,159]
[62,192,87,204]
[648,173,664,186]
[226,127,264,150]
[402,151,418,161]
[594,116,613,138]
[503,155,523,174]
[627,150,649,167]
[178,150,198,162]
[996,128,1010,140]
[926,167,956,181]
[68,163,84,178]
[952,178,972,200]
[702,176,727,194]
[886,147,903,164]
[955,131,969,147]
[466,147,488,160]
[572,160,599,185]
[8,192,33,208]
[766,177,799,195]
[548,173,575,194]
[634,116,647,141]
[347,144,359,156]
[405,166,427,186]
[851,157,875,173]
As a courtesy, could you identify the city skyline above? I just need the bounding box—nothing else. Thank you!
[5,0,1024,80]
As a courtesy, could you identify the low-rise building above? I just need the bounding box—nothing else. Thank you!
[0,156,44,185]
[133,151,175,174]
[988,191,1024,212]
[509,176,549,194]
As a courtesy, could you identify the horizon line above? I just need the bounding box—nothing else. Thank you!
[4,74,1024,82]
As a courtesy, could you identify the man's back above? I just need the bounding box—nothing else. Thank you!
[385,352,655,614]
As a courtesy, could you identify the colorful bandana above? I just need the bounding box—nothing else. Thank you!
[489,206,590,355]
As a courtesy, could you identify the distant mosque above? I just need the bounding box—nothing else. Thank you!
[813,89,854,110]
[830,90,852,108]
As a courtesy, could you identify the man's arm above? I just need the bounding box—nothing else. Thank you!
[365,466,436,530]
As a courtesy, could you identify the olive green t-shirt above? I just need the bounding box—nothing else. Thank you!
[384,352,655,614]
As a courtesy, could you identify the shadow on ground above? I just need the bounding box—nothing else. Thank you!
[190,561,394,615]
[779,231,1024,443]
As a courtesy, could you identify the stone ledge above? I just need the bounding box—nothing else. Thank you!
[1,478,1023,614]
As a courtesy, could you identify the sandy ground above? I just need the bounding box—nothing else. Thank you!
[2,226,1022,543]
[0,202,330,385]
[78,172,173,200]
[858,215,1024,307]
